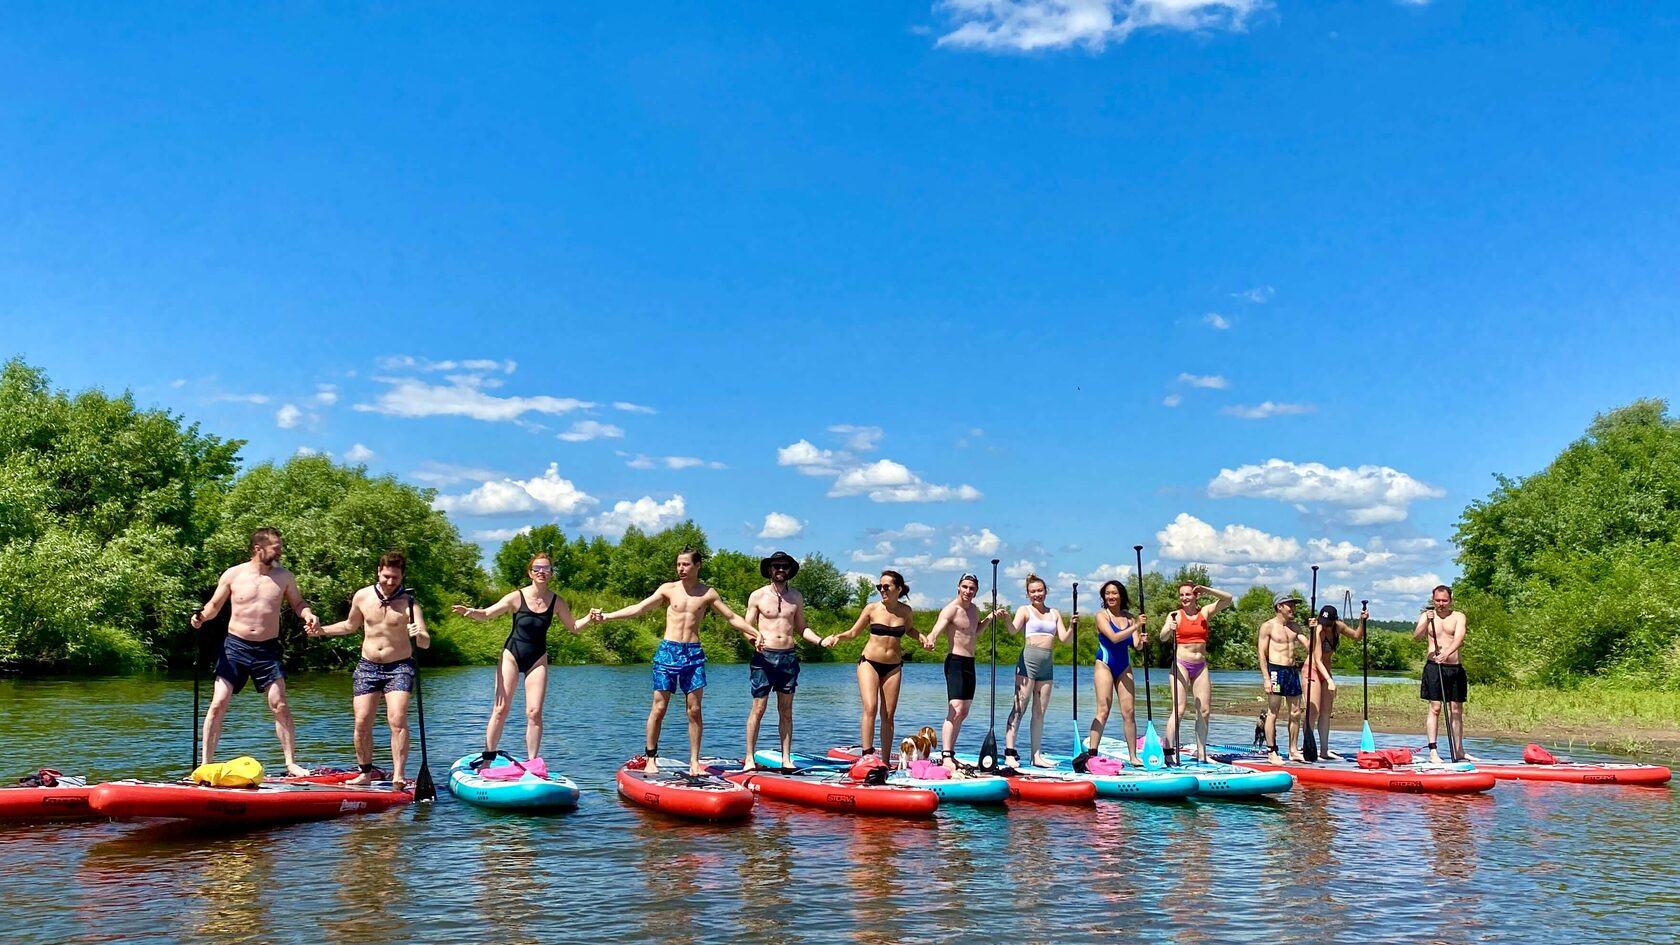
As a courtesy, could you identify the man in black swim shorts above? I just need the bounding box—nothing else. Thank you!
[921,573,1008,770]
[1414,585,1469,764]
[739,552,824,770]
[314,551,430,787]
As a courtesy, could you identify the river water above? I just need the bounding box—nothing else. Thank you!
[1,664,1674,944]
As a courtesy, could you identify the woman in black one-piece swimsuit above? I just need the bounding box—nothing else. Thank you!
[453,552,586,762]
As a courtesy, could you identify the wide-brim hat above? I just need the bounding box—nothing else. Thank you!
[760,551,800,579]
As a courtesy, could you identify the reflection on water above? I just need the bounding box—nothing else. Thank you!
[1,664,1677,944]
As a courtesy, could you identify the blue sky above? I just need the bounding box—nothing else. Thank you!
[3,2,1676,617]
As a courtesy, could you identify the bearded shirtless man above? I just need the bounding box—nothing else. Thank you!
[737,552,825,771]
[312,551,430,788]
[1257,594,1310,764]
[920,573,1008,770]
[591,549,761,775]
[192,528,320,777]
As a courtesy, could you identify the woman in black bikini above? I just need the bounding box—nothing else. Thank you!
[822,569,916,757]
[452,552,587,762]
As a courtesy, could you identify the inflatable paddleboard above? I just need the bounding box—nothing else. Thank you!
[616,760,753,821]
[448,754,581,810]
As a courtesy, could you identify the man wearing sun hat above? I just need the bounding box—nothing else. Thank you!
[1256,592,1311,764]
[739,551,824,770]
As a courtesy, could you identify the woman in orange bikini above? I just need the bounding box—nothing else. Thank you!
[1158,581,1233,763]
[822,570,918,758]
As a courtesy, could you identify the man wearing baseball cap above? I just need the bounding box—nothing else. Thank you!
[1256,593,1311,764]
[739,551,824,770]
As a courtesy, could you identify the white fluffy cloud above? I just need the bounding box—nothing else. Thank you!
[584,495,687,538]
[949,528,1003,556]
[931,557,971,571]
[1208,459,1446,524]
[777,439,845,476]
[1231,286,1274,303]
[759,512,805,540]
[1178,373,1229,389]
[276,404,303,429]
[1003,559,1038,579]
[1157,513,1301,564]
[1086,563,1134,583]
[936,0,1265,52]
[314,384,339,406]
[851,541,895,564]
[410,461,506,486]
[432,463,599,517]
[344,443,376,463]
[470,526,531,542]
[356,374,592,423]
[620,452,726,470]
[1221,402,1317,420]
[828,458,980,503]
[1163,394,1183,408]
[556,420,624,442]
[376,355,517,374]
[1203,313,1230,330]
[613,401,656,414]
[877,522,938,543]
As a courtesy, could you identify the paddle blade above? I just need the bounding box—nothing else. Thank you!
[1074,718,1086,757]
[413,765,436,803]
[1142,723,1166,770]
[978,729,999,772]
[1360,721,1376,753]
[1302,724,1319,764]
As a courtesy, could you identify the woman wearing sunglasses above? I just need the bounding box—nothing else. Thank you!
[452,552,588,763]
[822,570,917,758]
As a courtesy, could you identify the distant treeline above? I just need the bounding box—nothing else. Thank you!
[2,357,1672,687]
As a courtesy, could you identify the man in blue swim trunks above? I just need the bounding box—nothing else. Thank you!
[1256,593,1310,765]
[311,551,430,789]
[192,528,320,777]
[592,549,761,775]
[738,552,825,771]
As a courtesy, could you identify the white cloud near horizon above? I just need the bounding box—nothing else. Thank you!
[376,355,517,374]
[1208,459,1446,524]
[1157,513,1300,563]
[432,463,598,517]
[826,457,982,504]
[584,495,687,538]
[1372,572,1445,595]
[344,443,376,463]
[936,0,1266,52]
[470,526,531,543]
[759,512,805,540]
[1221,401,1317,420]
[949,528,1003,556]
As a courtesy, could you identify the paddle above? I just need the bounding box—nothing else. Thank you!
[1303,566,1319,763]
[1358,595,1375,752]
[1135,545,1165,770]
[191,608,204,770]
[978,558,1001,771]
[1070,582,1083,761]
[407,590,437,802]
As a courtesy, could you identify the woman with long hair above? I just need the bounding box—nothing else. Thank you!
[822,569,917,757]
[1084,579,1147,765]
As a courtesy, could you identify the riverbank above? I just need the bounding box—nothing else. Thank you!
[1206,678,1680,764]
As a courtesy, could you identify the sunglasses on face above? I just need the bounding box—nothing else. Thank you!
[531,566,553,575]
[876,584,896,593]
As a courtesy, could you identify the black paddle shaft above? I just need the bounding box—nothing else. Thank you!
[191,608,203,771]
[408,590,437,802]
[1134,546,1152,724]
[1360,598,1370,721]
[1303,566,1319,763]
[1071,582,1079,720]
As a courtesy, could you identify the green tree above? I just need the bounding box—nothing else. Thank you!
[607,520,710,599]
[791,552,850,612]
[0,359,241,672]
[706,549,760,608]
[1454,400,1680,686]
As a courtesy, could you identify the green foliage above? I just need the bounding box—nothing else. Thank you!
[203,455,488,668]
[607,521,709,598]
[491,524,569,590]
[0,359,240,672]
[705,550,761,609]
[1454,400,1680,687]
[790,552,850,612]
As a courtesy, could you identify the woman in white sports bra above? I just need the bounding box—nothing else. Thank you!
[1004,574,1074,768]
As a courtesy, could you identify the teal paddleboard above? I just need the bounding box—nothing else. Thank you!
[1024,753,1200,799]
[1095,739,1294,797]
[759,750,1008,805]
[448,754,581,811]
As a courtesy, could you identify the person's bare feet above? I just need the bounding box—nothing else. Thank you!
[1289,751,1307,762]
[689,762,705,776]
[346,772,373,786]
[285,763,311,778]
[1268,750,1284,765]
[1032,754,1054,769]
[1128,756,1143,768]
[391,778,407,792]
[1428,750,1444,765]
[642,756,660,774]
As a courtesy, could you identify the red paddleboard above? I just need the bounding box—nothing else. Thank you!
[1222,755,1496,794]
[0,782,96,820]
[1472,759,1671,786]
[89,779,413,822]
[724,768,938,817]
[616,761,754,821]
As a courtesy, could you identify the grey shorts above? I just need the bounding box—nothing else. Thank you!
[1016,644,1054,682]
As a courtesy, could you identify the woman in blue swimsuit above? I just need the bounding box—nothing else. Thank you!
[452,552,588,762]
[1084,580,1147,765]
